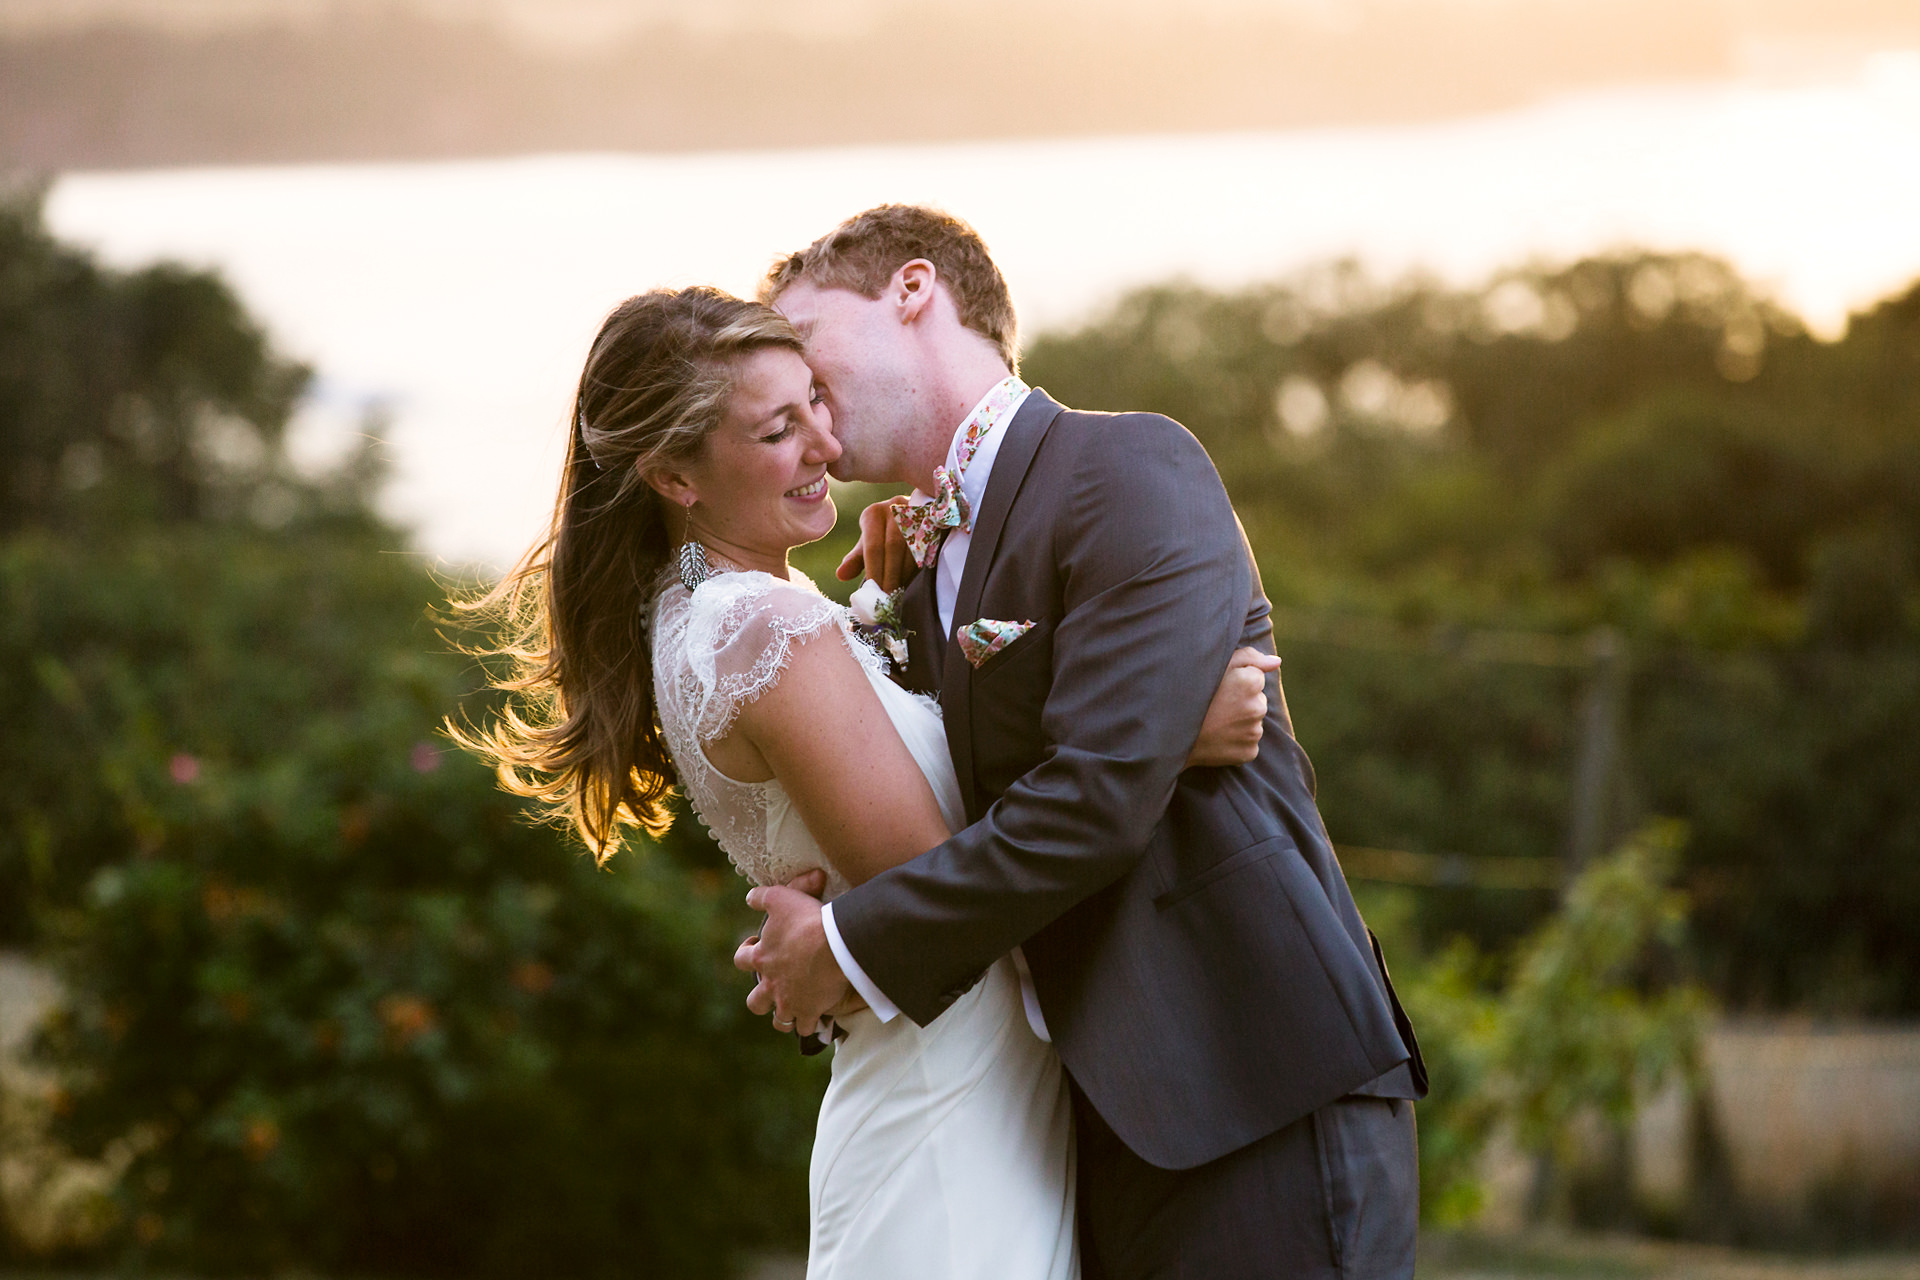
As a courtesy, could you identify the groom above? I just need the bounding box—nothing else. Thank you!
[739,205,1426,1278]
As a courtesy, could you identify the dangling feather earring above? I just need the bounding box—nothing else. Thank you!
[678,540,712,593]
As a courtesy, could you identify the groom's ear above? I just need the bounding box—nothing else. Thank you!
[892,259,938,324]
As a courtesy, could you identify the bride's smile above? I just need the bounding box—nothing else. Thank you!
[652,345,842,574]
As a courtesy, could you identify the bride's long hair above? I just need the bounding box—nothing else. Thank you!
[451,287,804,859]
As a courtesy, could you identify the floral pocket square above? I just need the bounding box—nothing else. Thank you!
[957,618,1035,669]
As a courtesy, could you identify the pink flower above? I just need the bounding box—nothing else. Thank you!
[410,741,442,773]
[169,754,200,785]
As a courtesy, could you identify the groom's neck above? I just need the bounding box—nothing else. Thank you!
[904,357,1014,489]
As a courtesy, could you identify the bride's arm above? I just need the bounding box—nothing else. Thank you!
[711,629,951,888]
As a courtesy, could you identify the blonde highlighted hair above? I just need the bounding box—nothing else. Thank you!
[451,287,802,859]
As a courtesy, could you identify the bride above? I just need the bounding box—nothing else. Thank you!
[461,286,1266,1278]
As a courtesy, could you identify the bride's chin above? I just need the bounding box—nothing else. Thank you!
[791,501,838,549]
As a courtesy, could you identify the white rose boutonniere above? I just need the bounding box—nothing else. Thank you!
[848,579,911,668]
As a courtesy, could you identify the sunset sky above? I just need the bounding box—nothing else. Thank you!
[4,0,1918,104]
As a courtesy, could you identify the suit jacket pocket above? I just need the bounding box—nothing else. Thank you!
[1153,834,1291,909]
[965,616,1055,797]
[968,615,1052,682]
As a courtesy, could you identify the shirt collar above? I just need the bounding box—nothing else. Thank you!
[944,375,1030,511]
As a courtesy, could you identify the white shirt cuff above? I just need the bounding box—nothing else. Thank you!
[821,901,901,1023]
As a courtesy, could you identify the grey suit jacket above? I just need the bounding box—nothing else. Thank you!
[832,390,1425,1171]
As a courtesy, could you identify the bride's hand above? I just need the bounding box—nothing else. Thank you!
[1186,647,1282,768]
[836,498,913,590]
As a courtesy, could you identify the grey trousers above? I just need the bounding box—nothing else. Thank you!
[1072,1081,1419,1279]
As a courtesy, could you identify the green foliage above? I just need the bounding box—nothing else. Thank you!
[1494,822,1705,1155]
[1274,634,1576,950]
[1635,650,1920,1012]
[1391,825,1708,1223]
[37,731,815,1277]
[0,189,404,938]
[1395,937,1499,1225]
[1532,393,1846,583]
[6,526,821,1274]
[0,525,428,941]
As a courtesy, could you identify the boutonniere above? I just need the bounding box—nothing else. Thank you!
[848,579,912,668]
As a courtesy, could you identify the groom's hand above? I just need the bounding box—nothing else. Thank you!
[836,498,913,590]
[1186,647,1283,768]
[734,869,850,1035]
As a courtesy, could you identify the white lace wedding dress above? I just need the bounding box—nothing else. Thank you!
[652,568,1078,1280]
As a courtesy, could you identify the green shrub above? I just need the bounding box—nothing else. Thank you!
[1388,824,1708,1224]
[30,583,819,1275]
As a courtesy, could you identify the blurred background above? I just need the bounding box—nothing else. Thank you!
[3,2,1919,1277]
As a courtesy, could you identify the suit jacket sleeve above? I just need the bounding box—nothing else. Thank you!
[829,413,1251,1025]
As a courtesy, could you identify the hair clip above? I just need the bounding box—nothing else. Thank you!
[578,411,605,471]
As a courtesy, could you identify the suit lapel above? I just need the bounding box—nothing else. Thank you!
[941,389,1066,815]
[899,564,943,694]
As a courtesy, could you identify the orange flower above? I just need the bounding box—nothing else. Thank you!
[311,1019,341,1054]
[201,881,237,922]
[377,993,436,1048]
[243,1117,280,1161]
[510,960,555,995]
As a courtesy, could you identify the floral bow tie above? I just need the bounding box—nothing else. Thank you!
[891,375,1029,569]
[894,467,970,568]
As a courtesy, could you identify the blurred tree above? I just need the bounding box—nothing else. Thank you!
[0,189,311,534]
[1636,647,1920,1012]
[1531,393,1844,583]
[0,188,391,941]
[1803,522,1913,651]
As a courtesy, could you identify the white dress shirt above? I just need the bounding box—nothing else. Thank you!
[821,378,1052,1042]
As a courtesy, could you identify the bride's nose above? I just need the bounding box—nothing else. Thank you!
[805,416,841,464]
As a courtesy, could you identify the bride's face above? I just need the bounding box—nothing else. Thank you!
[678,346,842,569]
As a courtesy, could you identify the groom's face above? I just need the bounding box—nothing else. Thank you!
[773,280,915,486]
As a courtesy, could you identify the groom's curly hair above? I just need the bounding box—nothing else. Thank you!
[760,204,1019,370]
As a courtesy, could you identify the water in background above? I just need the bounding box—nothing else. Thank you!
[45,54,1920,569]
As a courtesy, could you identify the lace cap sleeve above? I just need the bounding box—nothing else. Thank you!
[649,568,893,888]
[656,569,879,747]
